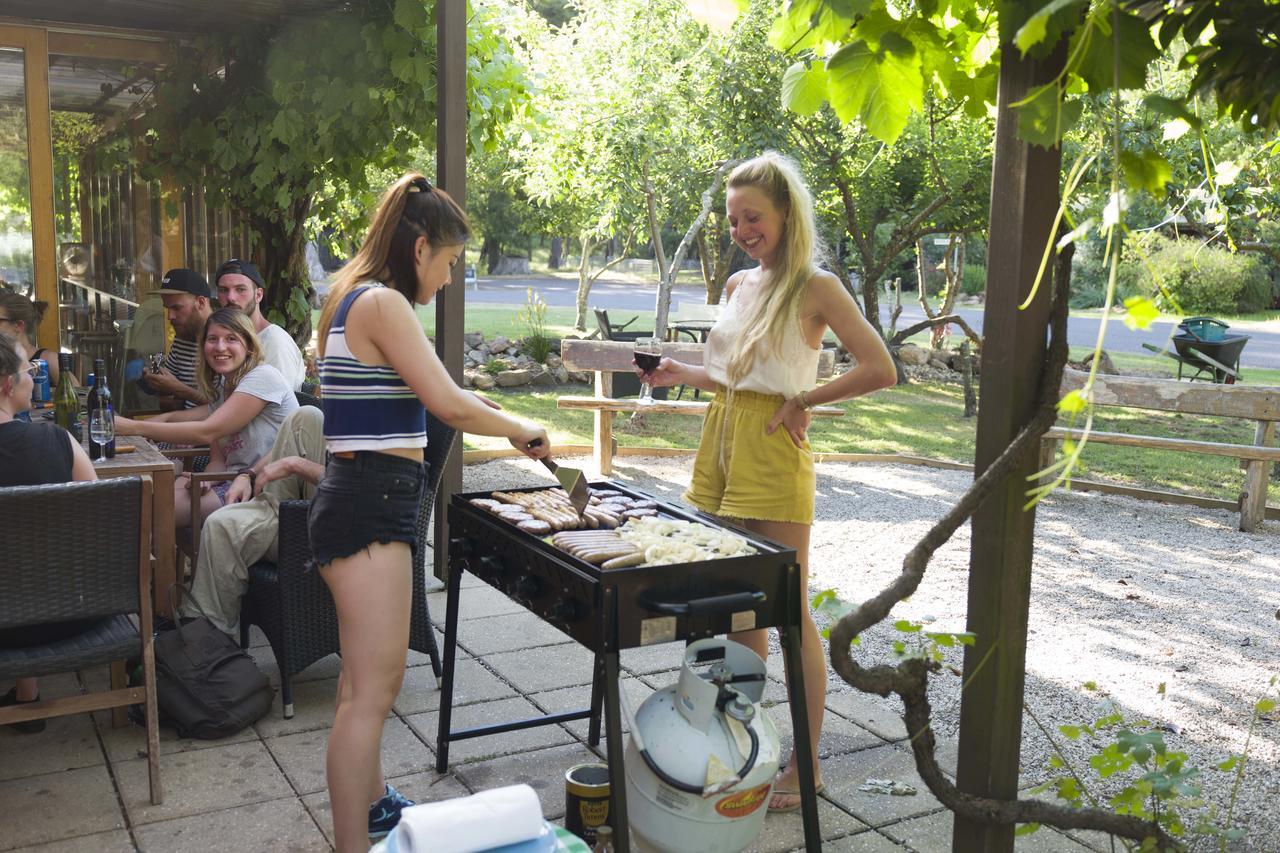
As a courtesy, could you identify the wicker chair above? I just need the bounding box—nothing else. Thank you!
[239,417,455,718]
[0,477,162,804]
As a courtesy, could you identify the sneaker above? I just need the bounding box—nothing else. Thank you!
[1,687,46,734]
[368,783,415,839]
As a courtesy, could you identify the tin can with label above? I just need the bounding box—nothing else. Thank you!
[32,359,50,403]
[564,762,610,844]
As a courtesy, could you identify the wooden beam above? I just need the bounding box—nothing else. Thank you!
[1044,427,1280,462]
[1060,368,1280,420]
[953,35,1068,853]
[561,338,836,378]
[434,0,466,581]
[47,31,172,65]
[9,27,61,352]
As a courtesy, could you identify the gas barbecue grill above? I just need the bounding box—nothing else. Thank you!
[435,482,821,853]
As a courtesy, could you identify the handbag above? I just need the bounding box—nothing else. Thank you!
[152,587,275,739]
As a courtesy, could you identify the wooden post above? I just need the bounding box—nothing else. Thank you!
[434,0,466,581]
[595,372,615,476]
[1241,420,1276,532]
[19,29,60,352]
[951,38,1067,853]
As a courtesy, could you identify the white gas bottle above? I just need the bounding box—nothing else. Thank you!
[623,639,780,853]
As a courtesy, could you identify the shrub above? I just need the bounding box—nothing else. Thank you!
[1135,235,1273,315]
[961,263,986,295]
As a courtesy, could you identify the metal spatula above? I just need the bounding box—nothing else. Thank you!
[529,439,590,517]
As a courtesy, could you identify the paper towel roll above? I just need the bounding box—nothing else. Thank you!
[394,783,544,853]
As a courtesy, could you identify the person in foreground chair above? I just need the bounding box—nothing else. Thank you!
[0,333,97,732]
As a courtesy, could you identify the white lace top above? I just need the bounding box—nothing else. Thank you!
[702,280,821,398]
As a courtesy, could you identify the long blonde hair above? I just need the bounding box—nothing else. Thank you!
[724,152,823,386]
[317,173,471,356]
[197,307,264,401]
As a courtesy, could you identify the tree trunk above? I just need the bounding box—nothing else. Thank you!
[575,234,596,331]
[549,236,563,269]
[481,236,502,274]
[651,159,737,338]
[251,193,313,346]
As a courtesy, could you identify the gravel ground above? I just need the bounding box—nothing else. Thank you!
[462,454,1280,849]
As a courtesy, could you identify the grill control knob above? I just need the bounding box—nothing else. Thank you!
[514,574,542,601]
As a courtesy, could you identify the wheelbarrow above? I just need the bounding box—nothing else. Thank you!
[1141,316,1250,383]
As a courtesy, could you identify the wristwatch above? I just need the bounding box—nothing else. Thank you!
[236,469,257,492]
[795,390,814,411]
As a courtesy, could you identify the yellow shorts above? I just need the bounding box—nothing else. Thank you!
[683,388,815,525]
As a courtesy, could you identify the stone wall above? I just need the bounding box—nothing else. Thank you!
[461,331,591,390]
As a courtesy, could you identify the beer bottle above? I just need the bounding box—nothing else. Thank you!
[591,825,614,853]
[53,354,79,440]
[87,358,116,460]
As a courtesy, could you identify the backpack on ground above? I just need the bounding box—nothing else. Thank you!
[151,590,274,739]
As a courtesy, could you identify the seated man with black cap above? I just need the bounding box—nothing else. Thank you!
[143,268,214,409]
[214,258,306,391]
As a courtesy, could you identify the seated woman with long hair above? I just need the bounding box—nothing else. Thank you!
[114,307,298,527]
[0,333,97,732]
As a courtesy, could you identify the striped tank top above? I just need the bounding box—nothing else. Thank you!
[319,283,427,452]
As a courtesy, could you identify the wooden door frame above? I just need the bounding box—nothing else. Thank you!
[0,24,56,351]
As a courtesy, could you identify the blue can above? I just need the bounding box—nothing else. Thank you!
[32,358,50,404]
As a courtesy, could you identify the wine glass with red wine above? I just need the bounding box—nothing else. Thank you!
[634,337,661,405]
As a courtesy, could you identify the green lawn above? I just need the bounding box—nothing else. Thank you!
[470,377,1280,506]
[311,304,1280,507]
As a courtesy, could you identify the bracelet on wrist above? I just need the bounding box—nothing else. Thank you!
[795,390,814,411]
[236,469,256,492]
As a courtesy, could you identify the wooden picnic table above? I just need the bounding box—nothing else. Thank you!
[88,435,177,618]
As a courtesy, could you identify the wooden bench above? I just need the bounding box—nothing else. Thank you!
[559,339,842,475]
[1044,369,1280,532]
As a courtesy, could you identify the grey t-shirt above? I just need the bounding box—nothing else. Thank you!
[210,364,299,471]
[258,322,306,391]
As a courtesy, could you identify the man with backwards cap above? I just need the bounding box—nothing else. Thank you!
[144,268,215,409]
[214,258,306,392]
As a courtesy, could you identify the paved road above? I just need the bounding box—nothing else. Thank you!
[470,276,1280,370]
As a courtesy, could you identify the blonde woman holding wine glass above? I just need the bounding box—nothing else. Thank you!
[635,152,896,812]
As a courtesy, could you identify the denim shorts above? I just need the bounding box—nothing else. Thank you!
[308,451,426,568]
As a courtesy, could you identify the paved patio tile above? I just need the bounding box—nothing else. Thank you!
[407,695,575,765]
[528,677,656,740]
[427,584,527,622]
[880,809,1091,852]
[8,829,134,853]
[764,702,888,759]
[267,716,434,795]
[0,711,103,782]
[94,710,259,764]
[394,658,517,715]
[115,739,292,826]
[454,610,574,656]
[485,644,597,694]
[252,677,353,738]
[134,797,329,852]
[739,800,873,853]
[618,641,687,675]
[826,689,910,742]
[0,765,124,850]
[808,829,908,851]
[302,770,471,848]
[454,742,604,820]
[819,744,943,827]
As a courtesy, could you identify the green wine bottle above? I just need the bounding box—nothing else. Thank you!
[53,353,80,440]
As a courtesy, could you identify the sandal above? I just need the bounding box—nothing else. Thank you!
[767,780,824,814]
